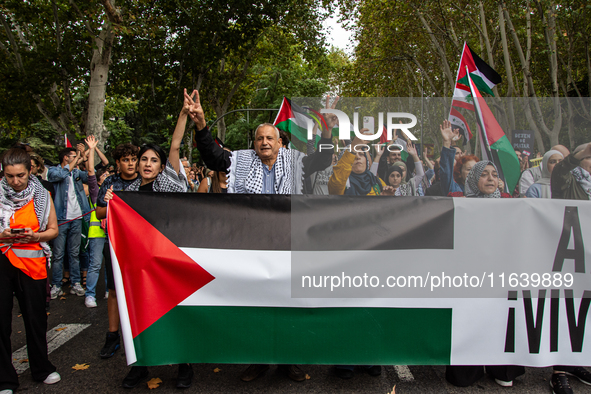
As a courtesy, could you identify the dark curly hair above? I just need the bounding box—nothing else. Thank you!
[112,143,139,162]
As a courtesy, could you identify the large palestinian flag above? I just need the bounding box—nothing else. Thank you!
[108,193,591,367]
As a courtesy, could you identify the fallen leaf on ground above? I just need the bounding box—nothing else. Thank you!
[17,331,21,333]
[305,374,311,380]
[46,312,50,315]
[213,368,221,373]
[55,327,67,331]
[147,378,162,389]
[59,296,66,300]
[19,359,28,363]
[387,384,396,394]
[17,314,22,317]
[72,363,89,370]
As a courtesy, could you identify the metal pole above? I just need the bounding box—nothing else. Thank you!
[421,74,424,149]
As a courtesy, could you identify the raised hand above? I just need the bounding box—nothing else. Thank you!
[406,141,419,160]
[184,88,206,129]
[85,135,98,150]
[321,95,340,136]
[76,143,86,153]
[439,120,459,148]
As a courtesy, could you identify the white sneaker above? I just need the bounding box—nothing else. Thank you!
[495,378,513,387]
[50,285,63,299]
[85,296,97,308]
[43,371,61,384]
[104,291,109,299]
[70,283,85,296]
[0,389,14,394]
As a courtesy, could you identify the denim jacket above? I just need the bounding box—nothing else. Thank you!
[47,165,90,221]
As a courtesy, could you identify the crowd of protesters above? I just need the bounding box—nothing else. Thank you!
[1,90,591,394]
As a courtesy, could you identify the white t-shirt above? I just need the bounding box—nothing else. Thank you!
[66,174,82,220]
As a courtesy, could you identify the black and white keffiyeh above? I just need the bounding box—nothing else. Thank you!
[0,175,51,257]
[464,160,501,198]
[227,147,305,194]
[571,166,591,199]
[126,160,187,192]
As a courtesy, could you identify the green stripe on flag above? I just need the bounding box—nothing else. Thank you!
[458,74,495,96]
[133,306,452,366]
[276,120,308,144]
[491,135,521,193]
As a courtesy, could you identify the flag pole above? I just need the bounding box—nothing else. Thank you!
[466,67,509,192]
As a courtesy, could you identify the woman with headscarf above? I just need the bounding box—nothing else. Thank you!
[374,141,425,196]
[447,161,512,198]
[329,149,388,195]
[525,150,563,198]
[0,148,61,393]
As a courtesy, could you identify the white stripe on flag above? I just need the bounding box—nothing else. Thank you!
[110,243,137,364]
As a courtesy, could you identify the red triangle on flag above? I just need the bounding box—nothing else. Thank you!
[108,194,215,338]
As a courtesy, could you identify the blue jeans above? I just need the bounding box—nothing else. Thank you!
[85,237,106,298]
[51,219,82,286]
[80,249,89,272]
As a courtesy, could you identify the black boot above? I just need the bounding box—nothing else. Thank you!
[176,364,194,389]
[122,366,149,389]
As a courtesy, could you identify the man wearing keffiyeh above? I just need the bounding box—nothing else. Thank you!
[185,90,333,383]
[187,90,334,195]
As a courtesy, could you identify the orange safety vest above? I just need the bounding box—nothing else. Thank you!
[1,199,47,279]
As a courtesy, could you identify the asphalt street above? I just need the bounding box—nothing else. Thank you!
[8,273,584,393]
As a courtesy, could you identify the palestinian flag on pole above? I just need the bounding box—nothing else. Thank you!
[449,43,502,141]
[466,69,520,193]
[273,97,319,151]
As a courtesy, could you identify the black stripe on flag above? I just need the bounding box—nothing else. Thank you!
[291,195,454,250]
[114,193,454,251]
[114,192,291,250]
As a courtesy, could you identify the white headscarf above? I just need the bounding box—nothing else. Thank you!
[533,150,563,198]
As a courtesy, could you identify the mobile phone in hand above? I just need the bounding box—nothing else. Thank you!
[10,228,25,234]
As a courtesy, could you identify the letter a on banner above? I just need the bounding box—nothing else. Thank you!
[553,207,585,273]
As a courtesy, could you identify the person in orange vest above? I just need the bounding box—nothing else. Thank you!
[0,148,60,394]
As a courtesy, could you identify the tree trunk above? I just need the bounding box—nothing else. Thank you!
[87,20,115,152]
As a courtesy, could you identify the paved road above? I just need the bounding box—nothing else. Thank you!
[8,277,581,393]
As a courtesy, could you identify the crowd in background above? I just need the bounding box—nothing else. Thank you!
[2,90,591,394]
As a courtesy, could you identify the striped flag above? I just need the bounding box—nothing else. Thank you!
[449,43,502,141]
[466,70,520,193]
[108,193,591,367]
[273,97,317,149]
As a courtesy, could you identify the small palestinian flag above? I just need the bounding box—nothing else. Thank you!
[273,97,315,147]
[450,42,502,141]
